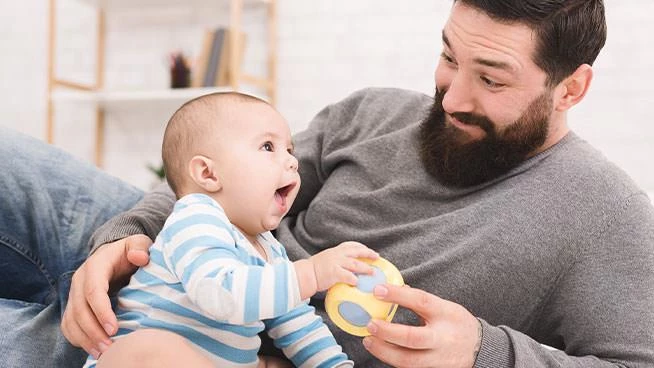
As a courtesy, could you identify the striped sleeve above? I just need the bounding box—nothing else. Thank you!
[161,199,303,324]
[265,304,352,368]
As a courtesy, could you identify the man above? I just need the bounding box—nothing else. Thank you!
[1,0,652,367]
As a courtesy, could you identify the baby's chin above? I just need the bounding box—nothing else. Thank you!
[262,218,283,232]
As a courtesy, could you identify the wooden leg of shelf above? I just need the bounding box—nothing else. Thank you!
[267,0,277,106]
[229,0,243,90]
[94,8,106,168]
[46,99,55,145]
[47,0,57,143]
[94,108,105,168]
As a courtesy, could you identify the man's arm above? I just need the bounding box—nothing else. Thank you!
[88,182,176,253]
[62,182,176,357]
[364,193,654,368]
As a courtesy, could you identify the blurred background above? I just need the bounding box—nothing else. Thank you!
[1,0,653,194]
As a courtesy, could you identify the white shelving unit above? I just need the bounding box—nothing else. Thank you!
[46,0,277,166]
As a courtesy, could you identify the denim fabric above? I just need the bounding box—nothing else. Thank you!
[0,127,144,367]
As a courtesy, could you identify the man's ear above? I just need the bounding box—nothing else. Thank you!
[554,64,593,112]
[188,155,222,192]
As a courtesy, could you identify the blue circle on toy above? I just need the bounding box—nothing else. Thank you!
[356,266,386,293]
[338,301,372,327]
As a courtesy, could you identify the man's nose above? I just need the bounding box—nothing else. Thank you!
[441,74,474,114]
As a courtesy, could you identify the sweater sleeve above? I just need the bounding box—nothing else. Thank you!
[88,182,175,254]
[473,193,654,367]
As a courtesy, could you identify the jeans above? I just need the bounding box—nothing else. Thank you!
[0,127,144,367]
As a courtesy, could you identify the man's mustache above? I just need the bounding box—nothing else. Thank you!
[450,112,492,130]
[435,89,494,134]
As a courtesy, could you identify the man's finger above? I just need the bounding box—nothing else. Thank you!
[367,318,435,349]
[62,281,110,357]
[73,292,114,348]
[83,250,119,336]
[373,284,443,320]
[63,316,101,358]
[362,335,435,368]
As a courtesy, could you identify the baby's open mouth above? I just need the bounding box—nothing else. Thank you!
[275,183,296,207]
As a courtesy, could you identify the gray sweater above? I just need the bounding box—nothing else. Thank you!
[92,88,654,367]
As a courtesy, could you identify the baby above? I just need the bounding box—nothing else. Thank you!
[84,92,378,367]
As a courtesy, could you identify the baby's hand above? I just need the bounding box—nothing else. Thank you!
[309,241,379,292]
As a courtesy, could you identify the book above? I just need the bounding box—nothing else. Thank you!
[203,28,226,87]
[216,29,247,86]
[191,27,247,88]
[191,29,215,88]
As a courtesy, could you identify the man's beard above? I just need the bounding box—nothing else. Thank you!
[418,89,552,187]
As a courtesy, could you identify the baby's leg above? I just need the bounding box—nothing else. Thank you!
[258,355,293,368]
[97,329,213,368]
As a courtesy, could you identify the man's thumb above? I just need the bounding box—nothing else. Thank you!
[125,234,152,267]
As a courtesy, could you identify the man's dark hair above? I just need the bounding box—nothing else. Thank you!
[455,0,607,86]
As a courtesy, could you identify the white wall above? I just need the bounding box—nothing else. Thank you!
[1,0,653,194]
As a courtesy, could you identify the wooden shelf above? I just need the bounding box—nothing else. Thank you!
[47,0,277,167]
[52,86,266,108]
[76,0,270,10]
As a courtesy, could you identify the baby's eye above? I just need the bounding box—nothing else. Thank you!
[262,142,274,152]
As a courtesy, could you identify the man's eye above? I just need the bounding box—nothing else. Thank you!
[440,52,455,64]
[262,142,274,152]
[480,76,504,89]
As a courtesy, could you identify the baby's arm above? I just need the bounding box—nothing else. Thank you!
[293,241,379,300]
[265,304,353,368]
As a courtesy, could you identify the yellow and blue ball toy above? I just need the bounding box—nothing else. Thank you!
[325,257,404,336]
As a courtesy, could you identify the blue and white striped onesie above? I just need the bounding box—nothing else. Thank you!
[84,193,351,367]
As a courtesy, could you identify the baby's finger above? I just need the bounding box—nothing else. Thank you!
[335,268,359,286]
[340,242,379,259]
[344,258,376,275]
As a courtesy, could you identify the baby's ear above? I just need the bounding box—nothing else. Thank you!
[188,155,222,192]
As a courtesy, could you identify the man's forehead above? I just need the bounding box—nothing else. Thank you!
[443,3,538,72]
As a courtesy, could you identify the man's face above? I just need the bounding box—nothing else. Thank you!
[419,88,551,187]
[420,2,557,187]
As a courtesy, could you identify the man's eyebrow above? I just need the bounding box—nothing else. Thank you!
[442,31,451,48]
[473,57,516,72]
[442,30,517,73]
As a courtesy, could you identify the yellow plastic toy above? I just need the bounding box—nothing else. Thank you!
[325,257,404,336]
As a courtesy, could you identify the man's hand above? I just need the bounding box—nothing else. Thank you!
[310,241,379,291]
[362,284,482,368]
[60,234,152,358]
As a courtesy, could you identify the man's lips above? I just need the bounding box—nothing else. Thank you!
[447,114,486,139]
[448,114,471,129]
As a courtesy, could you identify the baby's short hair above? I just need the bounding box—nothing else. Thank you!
[162,92,268,196]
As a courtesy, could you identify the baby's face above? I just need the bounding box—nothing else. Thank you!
[210,104,300,237]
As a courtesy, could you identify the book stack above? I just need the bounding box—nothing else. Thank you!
[191,27,247,88]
